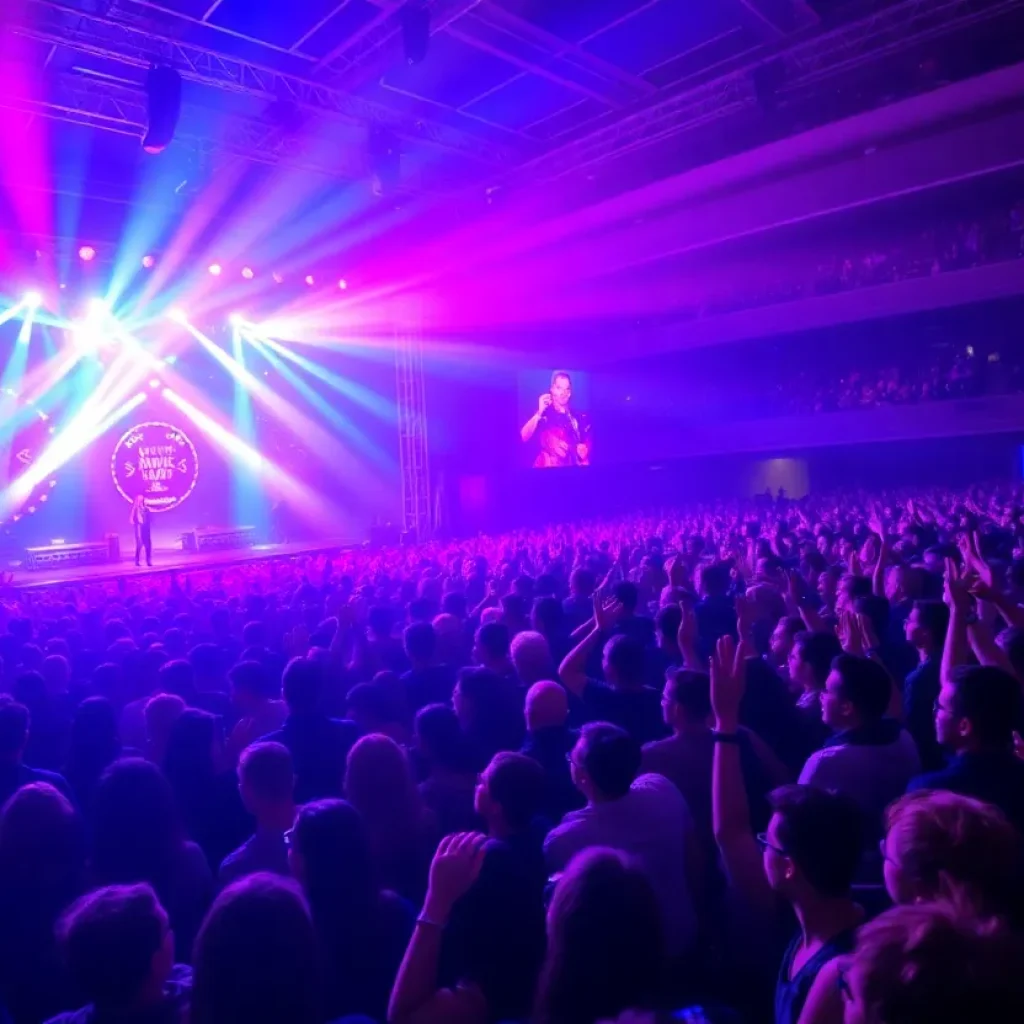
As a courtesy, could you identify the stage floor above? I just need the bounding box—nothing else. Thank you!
[5,537,357,590]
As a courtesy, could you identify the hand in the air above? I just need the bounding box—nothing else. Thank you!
[538,393,552,414]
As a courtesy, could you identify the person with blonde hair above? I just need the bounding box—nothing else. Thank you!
[840,901,1024,1023]
[509,630,554,687]
[801,789,1024,1022]
[344,734,436,902]
[880,789,1022,917]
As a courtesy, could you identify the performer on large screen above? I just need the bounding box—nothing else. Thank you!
[520,370,591,468]
[130,494,153,567]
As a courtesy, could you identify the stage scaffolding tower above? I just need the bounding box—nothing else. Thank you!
[395,316,432,542]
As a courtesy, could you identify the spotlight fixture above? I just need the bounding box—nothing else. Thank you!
[229,312,243,326]
[149,379,161,389]
[142,66,182,155]
[208,263,222,276]
[24,291,42,308]
[168,308,187,324]
[78,245,96,262]
[88,298,109,318]
[142,255,156,269]
[337,279,348,290]
[304,275,315,286]
[241,267,254,280]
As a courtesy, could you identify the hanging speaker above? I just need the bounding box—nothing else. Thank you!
[143,66,182,154]
[400,2,430,65]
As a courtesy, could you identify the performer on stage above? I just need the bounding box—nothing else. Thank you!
[520,370,591,468]
[130,494,153,567]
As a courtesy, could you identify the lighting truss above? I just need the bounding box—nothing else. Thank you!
[394,311,432,542]
[0,70,386,182]
[13,0,516,167]
[520,0,1024,182]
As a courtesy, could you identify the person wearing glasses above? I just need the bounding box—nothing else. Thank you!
[906,664,1024,834]
[709,636,864,1024]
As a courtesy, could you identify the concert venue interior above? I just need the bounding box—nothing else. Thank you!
[2,0,1024,582]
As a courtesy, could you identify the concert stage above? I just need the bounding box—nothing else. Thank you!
[4,535,359,591]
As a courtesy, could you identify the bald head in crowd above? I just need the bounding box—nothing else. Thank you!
[525,680,568,732]
[511,631,554,687]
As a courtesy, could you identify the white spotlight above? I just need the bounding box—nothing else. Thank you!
[229,312,243,327]
[24,291,42,308]
[88,298,109,319]
[168,308,187,325]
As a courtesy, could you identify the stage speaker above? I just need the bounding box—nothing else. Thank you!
[400,2,430,65]
[143,66,182,154]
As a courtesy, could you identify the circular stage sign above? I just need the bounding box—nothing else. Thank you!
[111,421,199,512]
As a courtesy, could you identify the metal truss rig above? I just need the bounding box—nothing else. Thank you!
[11,0,516,168]
[395,326,432,542]
[0,70,390,184]
[521,0,1024,182]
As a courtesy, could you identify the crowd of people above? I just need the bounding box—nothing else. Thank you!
[0,483,1024,1022]
[693,199,1024,322]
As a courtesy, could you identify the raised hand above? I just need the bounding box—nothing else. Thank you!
[676,600,697,650]
[943,557,971,614]
[710,633,745,733]
[537,393,552,414]
[837,609,865,656]
[424,832,489,922]
[959,531,995,590]
[594,592,623,631]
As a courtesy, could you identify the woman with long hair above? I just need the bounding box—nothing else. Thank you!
[162,708,251,871]
[0,783,84,1023]
[63,696,122,813]
[414,704,484,837]
[534,848,666,1024]
[344,734,437,903]
[90,757,213,961]
[289,799,413,1021]
[192,873,322,1024]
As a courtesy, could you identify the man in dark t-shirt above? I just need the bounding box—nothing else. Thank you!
[558,601,668,744]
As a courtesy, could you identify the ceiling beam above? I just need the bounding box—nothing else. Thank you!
[733,0,819,36]
[15,0,516,166]
[326,0,654,109]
